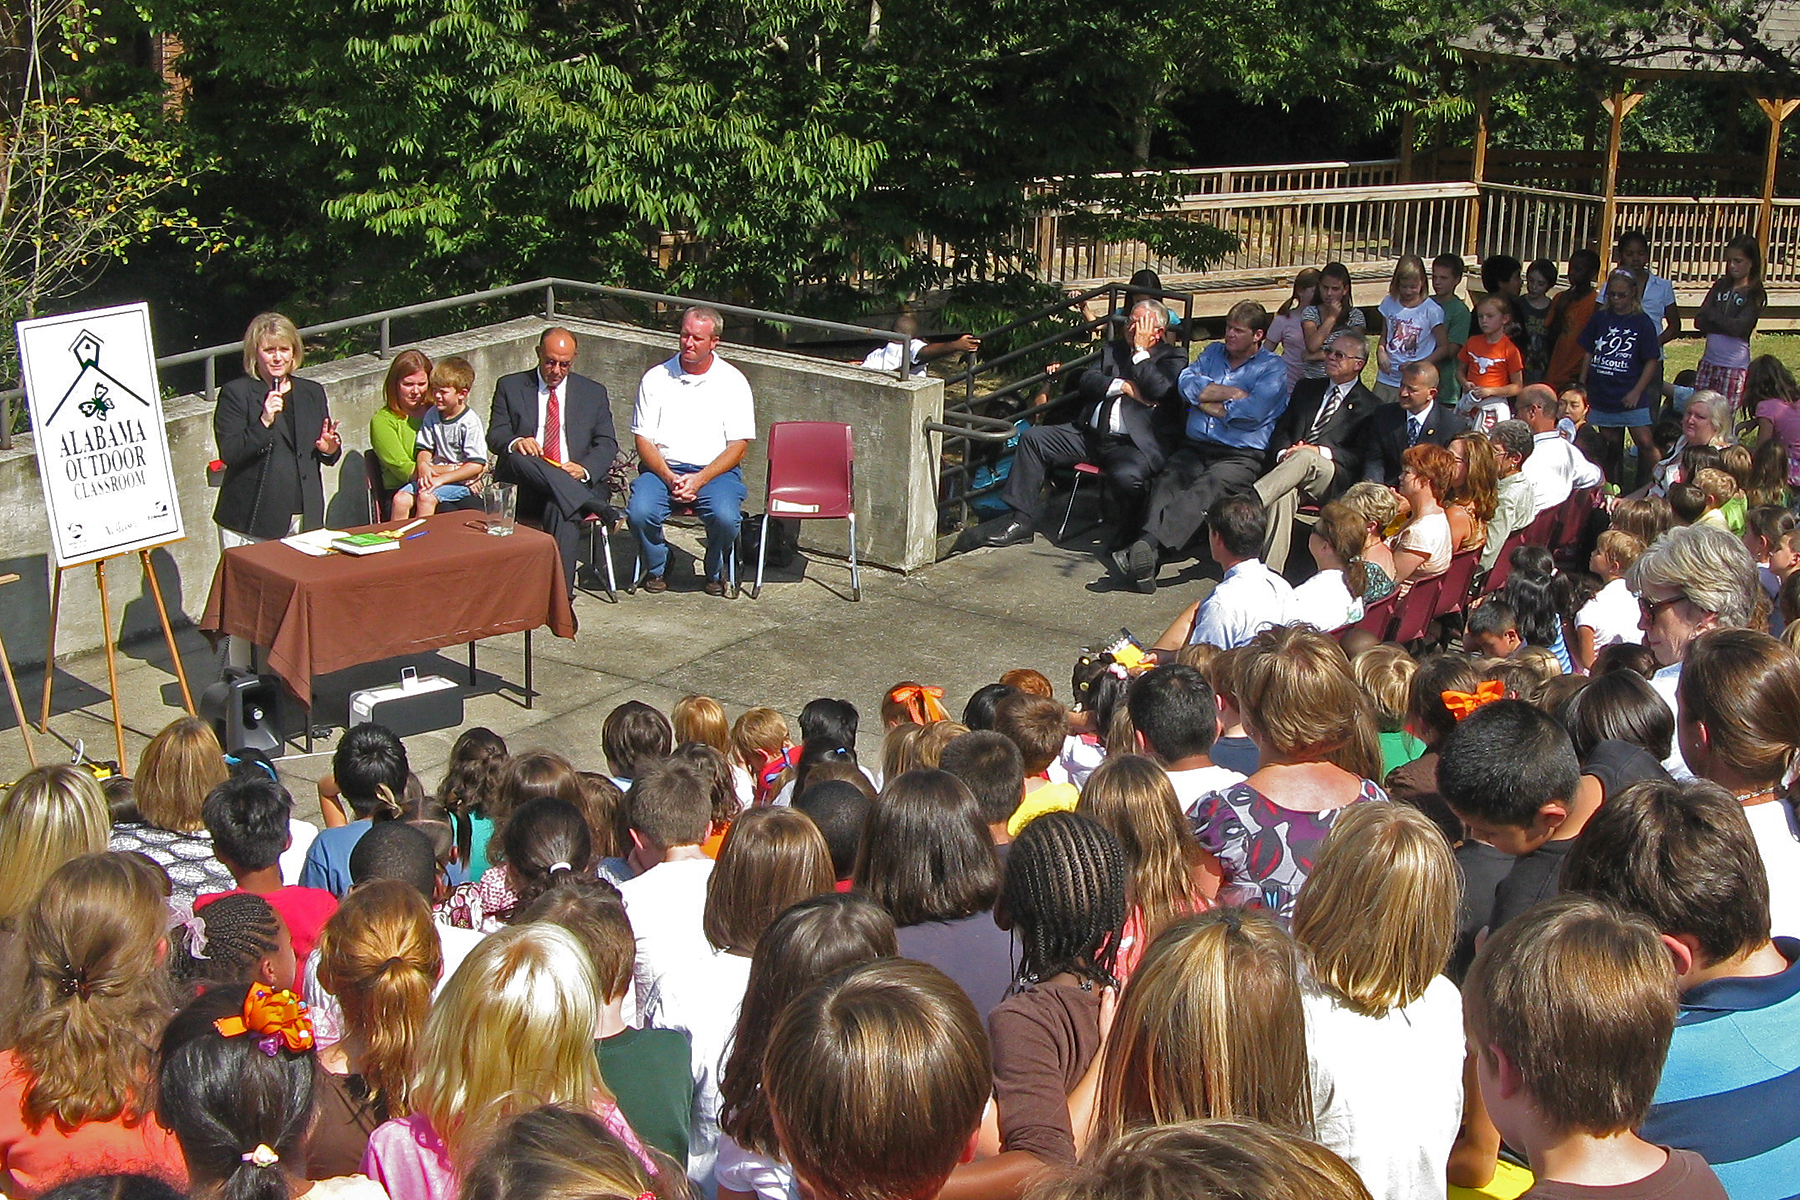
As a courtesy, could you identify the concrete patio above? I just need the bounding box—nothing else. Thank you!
[0,518,1225,820]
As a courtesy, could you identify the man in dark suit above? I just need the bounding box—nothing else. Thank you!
[977,300,1186,547]
[488,326,618,596]
[1251,330,1381,573]
[1359,361,1468,488]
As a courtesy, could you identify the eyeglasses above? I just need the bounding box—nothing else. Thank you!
[1637,593,1686,621]
[1325,349,1366,362]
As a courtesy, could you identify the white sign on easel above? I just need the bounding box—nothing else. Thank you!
[17,301,184,567]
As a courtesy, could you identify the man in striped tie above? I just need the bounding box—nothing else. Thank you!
[1249,331,1380,572]
[489,326,620,597]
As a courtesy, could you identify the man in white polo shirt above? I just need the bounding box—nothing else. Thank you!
[627,306,757,594]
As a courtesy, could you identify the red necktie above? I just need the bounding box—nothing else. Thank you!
[544,384,562,464]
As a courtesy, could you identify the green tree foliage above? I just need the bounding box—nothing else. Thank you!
[154,0,1447,314]
[1,0,204,397]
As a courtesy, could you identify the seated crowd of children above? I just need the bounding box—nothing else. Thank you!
[6,390,1800,1200]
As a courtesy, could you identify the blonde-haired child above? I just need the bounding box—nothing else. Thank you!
[1457,295,1524,432]
[1374,255,1448,404]
[1575,530,1647,670]
[360,923,652,1200]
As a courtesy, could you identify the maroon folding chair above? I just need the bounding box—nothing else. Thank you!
[1522,501,1561,545]
[365,452,391,523]
[1390,574,1446,643]
[1551,485,1600,565]
[1058,461,1104,541]
[752,421,859,601]
[1344,591,1397,640]
[1434,549,1481,619]
[1483,531,1528,591]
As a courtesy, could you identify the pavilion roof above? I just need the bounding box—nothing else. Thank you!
[1454,1,1800,83]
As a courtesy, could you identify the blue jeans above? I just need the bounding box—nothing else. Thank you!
[627,463,745,580]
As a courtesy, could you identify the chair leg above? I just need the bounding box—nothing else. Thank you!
[1057,472,1084,542]
[598,525,617,603]
[726,529,740,599]
[753,513,770,599]
[849,513,860,601]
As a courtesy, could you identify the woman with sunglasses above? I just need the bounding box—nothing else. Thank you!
[1626,524,1767,778]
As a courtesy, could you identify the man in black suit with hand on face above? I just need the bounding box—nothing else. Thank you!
[1250,330,1380,573]
[977,299,1187,548]
[488,326,619,597]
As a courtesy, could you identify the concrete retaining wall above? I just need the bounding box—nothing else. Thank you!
[0,316,943,667]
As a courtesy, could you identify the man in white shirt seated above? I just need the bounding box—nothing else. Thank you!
[1516,384,1602,516]
[627,306,757,595]
[858,311,979,378]
[1188,494,1296,648]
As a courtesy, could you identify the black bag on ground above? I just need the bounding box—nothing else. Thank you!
[738,513,800,569]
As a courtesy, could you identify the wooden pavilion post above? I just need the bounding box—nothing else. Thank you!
[1398,86,1417,183]
[1756,96,1798,248]
[1466,81,1491,259]
[1598,85,1645,255]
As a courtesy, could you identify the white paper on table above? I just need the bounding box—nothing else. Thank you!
[280,529,343,557]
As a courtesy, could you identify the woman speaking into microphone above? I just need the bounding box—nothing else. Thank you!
[213,311,341,549]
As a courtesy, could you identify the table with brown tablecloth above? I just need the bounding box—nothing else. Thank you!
[199,512,575,709]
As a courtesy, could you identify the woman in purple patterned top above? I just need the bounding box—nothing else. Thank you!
[1190,626,1388,920]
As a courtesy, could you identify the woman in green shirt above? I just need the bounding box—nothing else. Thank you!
[370,348,434,494]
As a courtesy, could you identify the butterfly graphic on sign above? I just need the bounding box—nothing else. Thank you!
[78,383,115,420]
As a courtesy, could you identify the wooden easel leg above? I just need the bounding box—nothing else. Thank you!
[140,549,195,715]
[0,617,36,769]
[39,566,63,733]
[95,560,127,771]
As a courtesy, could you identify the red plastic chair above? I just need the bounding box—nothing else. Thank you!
[1390,574,1446,643]
[1551,485,1600,565]
[1058,461,1104,541]
[365,452,392,522]
[1522,501,1561,545]
[752,421,859,601]
[1434,549,1481,618]
[1344,592,1397,640]
[1483,531,1528,591]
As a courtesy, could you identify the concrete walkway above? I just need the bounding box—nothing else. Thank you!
[0,518,1222,821]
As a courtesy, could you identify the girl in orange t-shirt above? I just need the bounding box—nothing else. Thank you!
[0,853,186,1198]
[1457,296,1525,433]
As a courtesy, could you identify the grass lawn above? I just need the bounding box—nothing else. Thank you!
[1662,333,1799,380]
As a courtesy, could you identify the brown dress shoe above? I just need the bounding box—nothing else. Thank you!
[643,575,668,593]
[704,579,726,597]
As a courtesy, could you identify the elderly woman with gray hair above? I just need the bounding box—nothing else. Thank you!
[1627,523,1768,777]
[1628,388,1735,501]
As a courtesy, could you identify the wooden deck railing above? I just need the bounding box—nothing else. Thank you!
[887,160,1796,297]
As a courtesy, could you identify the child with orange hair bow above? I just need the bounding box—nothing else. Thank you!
[882,682,948,727]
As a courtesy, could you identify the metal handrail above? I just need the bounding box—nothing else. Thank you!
[2,276,914,451]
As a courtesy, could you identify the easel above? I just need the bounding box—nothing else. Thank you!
[0,575,37,768]
[38,542,195,773]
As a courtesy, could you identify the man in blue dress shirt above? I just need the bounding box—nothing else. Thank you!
[1110,301,1289,594]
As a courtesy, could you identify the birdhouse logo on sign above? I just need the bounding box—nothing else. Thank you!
[16,302,185,568]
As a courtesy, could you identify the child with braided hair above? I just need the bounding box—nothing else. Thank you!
[172,893,296,993]
[943,811,1126,1200]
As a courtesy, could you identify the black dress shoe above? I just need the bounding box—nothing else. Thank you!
[1108,541,1157,594]
[976,513,1035,548]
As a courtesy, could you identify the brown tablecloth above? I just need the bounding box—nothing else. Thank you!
[199,513,575,706]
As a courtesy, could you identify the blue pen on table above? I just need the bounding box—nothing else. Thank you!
[404,530,428,541]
